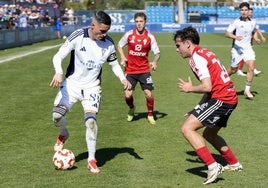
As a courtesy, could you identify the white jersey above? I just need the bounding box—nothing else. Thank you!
[226,17,257,49]
[53,27,125,89]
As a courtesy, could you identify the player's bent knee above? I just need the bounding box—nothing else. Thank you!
[52,106,67,124]
[85,112,98,139]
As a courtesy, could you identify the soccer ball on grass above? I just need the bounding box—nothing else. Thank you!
[53,149,75,170]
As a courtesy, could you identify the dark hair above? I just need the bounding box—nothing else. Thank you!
[94,11,111,25]
[239,2,250,9]
[173,26,200,45]
[134,12,147,21]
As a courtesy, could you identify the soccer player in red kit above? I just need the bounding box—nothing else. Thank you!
[118,12,160,124]
[174,26,242,184]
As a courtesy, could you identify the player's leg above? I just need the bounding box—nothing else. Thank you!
[84,111,100,174]
[228,48,241,76]
[237,60,246,76]
[203,126,242,172]
[52,81,75,152]
[183,100,231,184]
[244,48,256,99]
[125,74,136,122]
[125,89,135,121]
[181,114,223,184]
[140,73,155,124]
[244,59,255,99]
[82,89,101,174]
[52,105,69,152]
[143,89,155,124]
[202,102,242,172]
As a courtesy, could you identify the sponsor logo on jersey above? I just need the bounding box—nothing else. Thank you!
[128,44,146,57]
[83,60,101,70]
[129,50,146,56]
[80,46,86,52]
[135,44,142,51]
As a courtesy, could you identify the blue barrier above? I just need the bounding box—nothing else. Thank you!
[1,23,267,50]
[109,23,268,33]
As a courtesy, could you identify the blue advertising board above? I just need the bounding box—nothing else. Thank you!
[110,23,268,33]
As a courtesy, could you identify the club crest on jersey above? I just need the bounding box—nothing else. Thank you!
[143,39,147,45]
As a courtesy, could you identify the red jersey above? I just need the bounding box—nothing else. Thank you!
[118,29,160,74]
[190,46,238,104]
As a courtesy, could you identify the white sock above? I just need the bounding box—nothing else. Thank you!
[86,126,97,160]
[208,162,217,170]
[245,82,251,92]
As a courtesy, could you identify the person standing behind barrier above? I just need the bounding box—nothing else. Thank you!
[117,12,160,125]
[18,11,27,29]
[225,2,258,99]
[174,26,242,185]
[50,11,131,174]
[54,17,61,38]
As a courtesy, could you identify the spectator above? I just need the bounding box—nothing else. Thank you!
[54,17,61,38]
[18,11,28,29]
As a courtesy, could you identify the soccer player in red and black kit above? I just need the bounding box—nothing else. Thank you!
[118,12,160,125]
[174,26,242,184]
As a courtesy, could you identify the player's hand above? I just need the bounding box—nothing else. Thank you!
[150,62,157,71]
[255,38,261,44]
[121,79,132,90]
[261,37,266,43]
[50,73,63,88]
[178,77,192,93]
[235,36,243,41]
[120,58,128,67]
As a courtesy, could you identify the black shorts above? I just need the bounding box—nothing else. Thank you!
[126,73,154,91]
[192,99,237,128]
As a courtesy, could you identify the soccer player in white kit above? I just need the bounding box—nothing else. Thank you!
[225,2,258,99]
[50,11,131,174]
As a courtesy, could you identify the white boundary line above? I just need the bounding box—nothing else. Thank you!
[0,44,61,64]
[0,44,230,65]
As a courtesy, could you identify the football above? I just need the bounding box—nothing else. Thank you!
[53,149,75,170]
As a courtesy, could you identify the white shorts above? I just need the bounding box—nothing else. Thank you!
[230,46,255,68]
[54,79,102,113]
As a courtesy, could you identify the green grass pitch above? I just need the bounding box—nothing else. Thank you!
[0,32,267,187]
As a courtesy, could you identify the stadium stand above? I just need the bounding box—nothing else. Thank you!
[145,1,268,24]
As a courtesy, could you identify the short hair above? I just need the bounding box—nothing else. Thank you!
[173,26,200,45]
[239,2,250,10]
[134,12,147,21]
[93,11,111,25]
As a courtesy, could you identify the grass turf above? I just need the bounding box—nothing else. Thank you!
[0,33,267,187]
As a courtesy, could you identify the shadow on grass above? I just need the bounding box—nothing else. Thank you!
[185,150,227,179]
[75,147,143,167]
[132,110,167,122]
